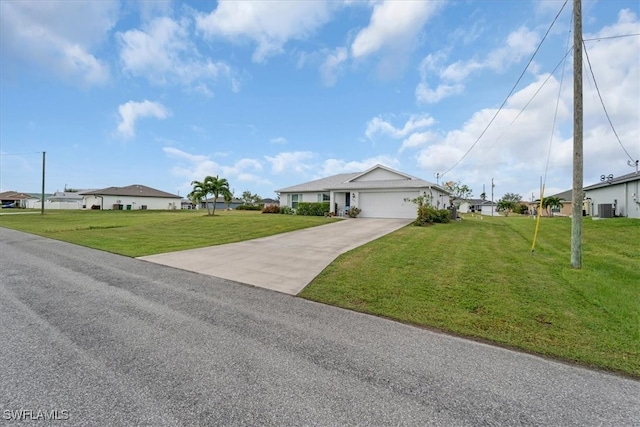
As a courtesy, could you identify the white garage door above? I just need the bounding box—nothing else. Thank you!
[357,192,418,218]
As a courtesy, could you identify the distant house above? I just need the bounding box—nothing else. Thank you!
[197,197,244,211]
[584,172,640,219]
[539,189,573,217]
[529,172,640,219]
[277,164,450,219]
[0,191,40,208]
[81,185,181,210]
[459,199,499,216]
[36,191,85,210]
[262,197,279,206]
[181,198,195,210]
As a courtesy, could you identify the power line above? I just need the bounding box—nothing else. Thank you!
[582,41,636,162]
[0,152,43,157]
[583,33,640,41]
[478,47,572,159]
[440,0,569,177]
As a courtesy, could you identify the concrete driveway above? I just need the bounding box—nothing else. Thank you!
[139,218,410,295]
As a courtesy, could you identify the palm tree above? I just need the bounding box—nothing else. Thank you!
[224,190,234,211]
[189,175,233,216]
[189,179,212,215]
[543,196,564,217]
[208,175,232,216]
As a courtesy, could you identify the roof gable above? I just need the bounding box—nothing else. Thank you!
[276,165,446,194]
[347,164,414,182]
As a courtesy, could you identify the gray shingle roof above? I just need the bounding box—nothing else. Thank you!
[276,173,359,193]
[80,185,180,198]
[276,166,446,193]
[584,171,639,190]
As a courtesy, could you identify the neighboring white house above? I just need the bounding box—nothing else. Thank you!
[32,191,85,210]
[276,164,451,219]
[459,199,500,216]
[584,172,640,219]
[81,185,181,210]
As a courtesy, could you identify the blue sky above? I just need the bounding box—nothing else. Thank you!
[1,0,638,201]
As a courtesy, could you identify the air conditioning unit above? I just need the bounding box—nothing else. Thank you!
[597,204,614,218]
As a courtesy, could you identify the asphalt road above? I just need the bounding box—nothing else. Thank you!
[1,228,638,426]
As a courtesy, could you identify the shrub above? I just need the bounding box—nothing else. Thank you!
[279,206,294,215]
[513,203,529,215]
[414,206,451,226]
[347,206,361,218]
[236,204,262,211]
[262,204,280,214]
[296,202,330,216]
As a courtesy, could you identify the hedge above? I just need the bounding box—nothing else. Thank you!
[296,202,330,216]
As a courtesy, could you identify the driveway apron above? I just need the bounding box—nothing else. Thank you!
[138,218,410,295]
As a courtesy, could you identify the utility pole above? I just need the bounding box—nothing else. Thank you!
[571,0,583,268]
[491,178,494,216]
[41,151,46,215]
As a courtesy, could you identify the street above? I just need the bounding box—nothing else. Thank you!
[1,227,638,426]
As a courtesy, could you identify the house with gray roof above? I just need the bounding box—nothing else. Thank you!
[276,164,450,219]
[530,172,640,219]
[584,172,640,218]
[459,199,499,216]
[81,185,181,210]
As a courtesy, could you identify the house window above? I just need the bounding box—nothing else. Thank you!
[317,193,330,202]
[291,194,302,209]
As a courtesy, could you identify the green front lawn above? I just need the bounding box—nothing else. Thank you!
[0,209,337,257]
[301,215,640,377]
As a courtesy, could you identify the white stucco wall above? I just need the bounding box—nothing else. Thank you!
[32,201,83,210]
[83,195,180,210]
[585,179,640,219]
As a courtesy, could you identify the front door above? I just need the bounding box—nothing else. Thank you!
[345,192,350,208]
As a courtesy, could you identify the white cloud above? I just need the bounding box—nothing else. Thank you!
[416,26,540,104]
[117,100,170,139]
[163,147,271,194]
[413,12,640,198]
[117,16,235,90]
[270,137,288,145]
[366,114,435,140]
[0,0,116,84]
[196,1,334,62]
[400,131,437,153]
[224,158,263,175]
[265,151,316,174]
[320,156,399,177]
[320,47,348,86]
[415,82,464,104]
[351,1,442,59]
[485,26,539,71]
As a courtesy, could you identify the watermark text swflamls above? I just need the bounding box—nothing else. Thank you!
[3,409,69,421]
